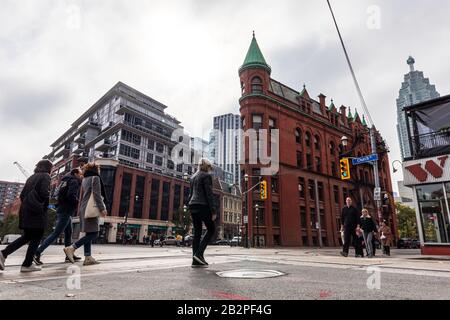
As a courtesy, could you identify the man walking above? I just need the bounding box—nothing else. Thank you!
[340,197,364,258]
[34,168,83,264]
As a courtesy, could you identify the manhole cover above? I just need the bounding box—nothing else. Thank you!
[216,269,285,279]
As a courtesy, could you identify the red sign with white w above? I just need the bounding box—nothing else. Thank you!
[404,155,449,185]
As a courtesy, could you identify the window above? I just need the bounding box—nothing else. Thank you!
[296,151,303,168]
[315,157,322,173]
[121,129,141,146]
[146,153,154,164]
[173,184,181,211]
[253,202,265,225]
[329,141,335,156]
[176,164,183,172]
[133,176,145,219]
[333,186,339,203]
[148,140,155,150]
[306,154,312,169]
[300,206,307,228]
[156,142,164,153]
[269,118,276,133]
[155,156,163,166]
[272,203,280,227]
[314,135,320,151]
[251,77,263,94]
[271,177,279,193]
[318,182,324,202]
[331,161,337,177]
[305,132,311,148]
[295,128,302,144]
[343,188,349,203]
[167,160,174,170]
[119,173,132,217]
[149,179,160,219]
[298,178,305,198]
[310,207,317,228]
[252,168,261,186]
[308,180,315,200]
[119,144,140,159]
[252,115,263,130]
[161,182,170,221]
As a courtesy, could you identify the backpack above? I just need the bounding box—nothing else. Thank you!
[51,180,69,203]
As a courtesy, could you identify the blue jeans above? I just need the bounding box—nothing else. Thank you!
[73,232,98,257]
[36,208,73,256]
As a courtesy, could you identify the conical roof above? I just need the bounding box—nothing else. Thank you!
[239,32,271,74]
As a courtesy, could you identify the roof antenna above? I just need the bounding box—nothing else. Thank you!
[253,30,255,38]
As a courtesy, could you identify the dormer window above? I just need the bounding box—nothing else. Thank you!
[251,77,263,94]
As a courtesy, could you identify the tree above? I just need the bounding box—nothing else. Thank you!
[0,208,57,239]
[396,203,418,239]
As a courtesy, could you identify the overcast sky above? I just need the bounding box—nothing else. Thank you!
[1,0,449,192]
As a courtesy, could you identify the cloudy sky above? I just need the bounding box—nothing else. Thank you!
[1,0,449,192]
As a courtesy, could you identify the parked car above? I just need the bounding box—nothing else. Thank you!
[230,236,242,247]
[1,234,21,244]
[411,239,421,249]
[164,236,178,245]
[397,238,413,249]
[214,239,230,246]
[183,235,193,247]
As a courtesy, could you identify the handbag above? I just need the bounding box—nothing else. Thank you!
[85,177,104,219]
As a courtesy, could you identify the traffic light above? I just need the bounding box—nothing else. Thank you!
[340,158,351,180]
[260,180,268,200]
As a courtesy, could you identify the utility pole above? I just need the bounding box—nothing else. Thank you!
[327,0,382,223]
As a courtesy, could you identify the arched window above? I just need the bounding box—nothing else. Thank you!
[305,132,311,148]
[295,128,302,144]
[329,141,335,156]
[251,77,263,94]
[241,81,245,95]
[314,135,320,151]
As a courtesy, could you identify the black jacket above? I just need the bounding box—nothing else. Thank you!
[188,171,216,214]
[58,173,81,214]
[360,216,377,233]
[19,172,51,229]
[341,205,361,229]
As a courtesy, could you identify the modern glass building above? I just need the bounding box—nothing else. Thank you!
[397,56,440,160]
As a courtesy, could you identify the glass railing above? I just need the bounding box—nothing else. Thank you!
[411,130,450,158]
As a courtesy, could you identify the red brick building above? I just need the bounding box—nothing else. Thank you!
[239,34,397,247]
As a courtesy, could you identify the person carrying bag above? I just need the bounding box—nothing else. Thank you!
[64,162,107,266]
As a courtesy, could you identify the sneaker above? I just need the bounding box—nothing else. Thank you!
[193,255,207,266]
[340,252,348,257]
[191,259,208,268]
[33,254,44,266]
[83,256,100,266]
[0,251,5,271]
[20,264,42,273]
[63,246,76,263]
[198,255,209,265]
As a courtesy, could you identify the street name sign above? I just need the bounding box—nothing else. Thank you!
[352,154,379,166]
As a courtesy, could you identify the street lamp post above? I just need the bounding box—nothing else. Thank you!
[392,160,403,173]
[244,173,249,249]
[255,204,259,248]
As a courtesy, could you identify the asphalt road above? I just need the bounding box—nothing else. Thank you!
[0,245,449,300]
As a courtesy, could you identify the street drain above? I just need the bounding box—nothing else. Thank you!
[216,269,285,279]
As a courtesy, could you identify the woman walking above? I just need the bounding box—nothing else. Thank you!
[64,162,107,266]
[0,160,53,273]
[188,158,217,268]
[360,208,377,258]
[379,220,393,256]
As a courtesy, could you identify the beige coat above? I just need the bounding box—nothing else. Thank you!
[379,225,393,247]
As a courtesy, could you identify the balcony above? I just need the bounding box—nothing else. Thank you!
[74,133,86,143]
[95,139,113,152]
[411,130,450,158]
[54,144,71,158]
[72,143,85,154]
